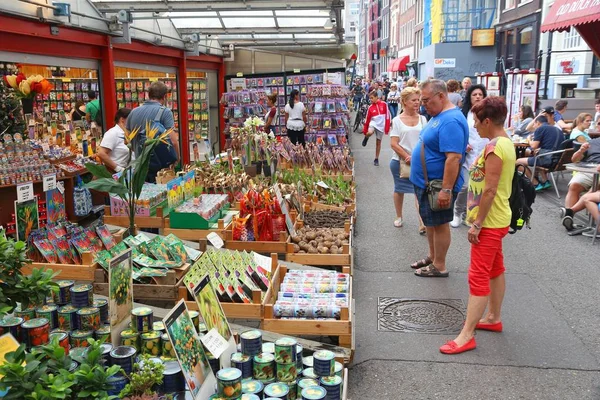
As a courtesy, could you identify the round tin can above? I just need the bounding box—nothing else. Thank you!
[58,305,79,331]
[206,351,220,374]
[95,325,111,344]
[197,321,208,333]
[54,280,74,305]
[188,310,200,330]
[70,284,93,308]
[216,367,243,399]
[252,352,275,381]
[69,347,88,364]
[319,375,342,400]
[312,350,335,377]
[261,377,276,385]
[297,378,319,399]
[276,361,298,382]
[21,317,50,349]
[240,329,263,357]
[161,333,175,358]
[296,344,304,372]
[262,342,275,354]
[264,382,289,399]
[70,330,93,348]
[242,380,264,397]
[334,361,342,378]
[162,360,185,393]
[131,307,153,333]
[140,330,162,356]
[274,337,297,364]
[93,299,109,324]
[36,304,59,329]
[109,345,137,374]
[303,356,313,370]
[0,316,23,339]
[287,381,298,400]
[14,306,36,322]
[120,329,140,351]
[301,386,327,400]
[241,394,261,400]
[49,331,70,354]
[100,343,113,364]
[152,321,165,332]
[302,368,317,380]
[107,374,129,397]
[77,307,101,331]
[231,352,253,379]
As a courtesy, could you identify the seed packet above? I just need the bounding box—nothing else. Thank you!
[328,134,339,146]
[123,235,142,249]
[147,237,173,263]
[110,241,128,257]
[34,239,58,264]
[70,234,94,256]
[133,254,181,269]
[133,266,168,279]
[163,234,190,264]
[95,225,116,250]
[95,250,113,271]
[52,238,73,264]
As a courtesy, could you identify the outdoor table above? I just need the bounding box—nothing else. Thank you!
[565,162,599,237]
[514,142,530,158]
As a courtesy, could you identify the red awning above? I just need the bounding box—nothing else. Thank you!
[397,55,410,71]
[388,59,398,72]
[541,0,600,32]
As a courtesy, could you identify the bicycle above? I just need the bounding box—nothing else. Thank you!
[353,98,369,133]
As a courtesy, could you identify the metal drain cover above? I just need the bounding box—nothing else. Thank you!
[377,298,466,334]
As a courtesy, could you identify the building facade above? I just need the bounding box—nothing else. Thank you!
[344,0,361,44]
[396,0,416,77]
[357,0,369,76]
[367,0,382,78]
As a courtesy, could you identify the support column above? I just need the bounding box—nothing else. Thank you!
[218,60,226,153]
[100,37,117,130]
[178,56,190,165]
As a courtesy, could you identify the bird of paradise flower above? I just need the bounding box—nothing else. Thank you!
[46,188,66,223]
[15,199,39,241]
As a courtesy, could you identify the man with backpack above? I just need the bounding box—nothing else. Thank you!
[85,91,103,129]
[126,81,180,183]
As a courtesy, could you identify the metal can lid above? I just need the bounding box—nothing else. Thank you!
[49,331,68,341]
[319,375,342,386]
[93,299,108,307]
[110,345,137,358]
[264,382,289,397]
[58,305,78,313]
[275,337,297,347]
[216,367,242,381]
[152,321,165,331]
[302,356,313,367]
[231,352,251,363]
[71,284,92,293]
[297,378,319,389]
[240,329,261,340]
[302,368,317,379]
[100,343,113,354]
[301,386,327,399]
[241,394,261,400]
[163,360,181,375]
[36,305,58,313]
[0,316,23,327]
[57,280,75,288]
[22,317,49,329]
[131,307,153,316]
[313,350,334,361]
[242,379,264,394]
[297,344,303,354]
[121,329,139,338]
[77,307,99,316]
[334,361,342,373]
[96,325,110,334]
[188,310,199,318]
[262,342,275,353]
[253,352,275,364]
[161,333,169,341]
[141,330,161,340]
[71,330,94,338]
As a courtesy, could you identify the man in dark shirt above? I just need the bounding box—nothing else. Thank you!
[561,138,600,230]
[516,115,563,190]
[351,79,365,111]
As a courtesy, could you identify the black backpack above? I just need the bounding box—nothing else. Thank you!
[508,165,536,233]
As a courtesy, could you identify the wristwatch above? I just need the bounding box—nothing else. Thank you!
[441,188,452,194]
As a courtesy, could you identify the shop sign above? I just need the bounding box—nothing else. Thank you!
[558,58,579,74]
[230,78,246,90]
[434,58,456,68]
[43,174,57,192]
[17,182,34,203]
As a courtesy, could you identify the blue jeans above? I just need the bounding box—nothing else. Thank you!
[388,103,398,119]
[353,96,363,111]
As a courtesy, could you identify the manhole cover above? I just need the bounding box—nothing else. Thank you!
[377,298,466,334]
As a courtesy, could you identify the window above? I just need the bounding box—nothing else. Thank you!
[504,0,516,11]
[416,0,424,23]
[383,0,389,8]
[563,29,582,49]
[350,3,360,15]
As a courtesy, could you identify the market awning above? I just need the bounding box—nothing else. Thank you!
[397,55,410,72]
[387,59,397,72]
[541,0,600,32]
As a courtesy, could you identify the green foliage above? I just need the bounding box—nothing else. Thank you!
[0,80,26,136]
[0,337,121,400]
[119,354,165,398]
[278,168,354,206]
[0,235,58,318]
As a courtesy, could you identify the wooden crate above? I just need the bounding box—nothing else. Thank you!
[279,159,355,182]
[93,263,190,302]
[103,205,166,229]
[24,252,97,281]
[262,265,354,352]
[222,211,296,254]
[163,217,232,241]
[285,220,353,270]
[185,254,281,320]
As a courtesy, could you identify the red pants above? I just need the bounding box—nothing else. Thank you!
[468,227,509,296]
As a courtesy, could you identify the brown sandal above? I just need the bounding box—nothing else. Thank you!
[410,256,432,269]
[414,264,449,278]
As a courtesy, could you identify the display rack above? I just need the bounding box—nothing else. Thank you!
[221,89,267,139]
[305,84,351,146]
[187,78,210,143]
[115,78,179,129]
[34,78,99,119]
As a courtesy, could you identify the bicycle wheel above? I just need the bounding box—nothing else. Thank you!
[353,110,362,132]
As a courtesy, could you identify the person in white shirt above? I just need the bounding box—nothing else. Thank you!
[98,108,132,173]
[284,89,307,145]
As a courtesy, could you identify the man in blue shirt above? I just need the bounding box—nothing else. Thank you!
[410,79,469,278]
[554,99,571,132]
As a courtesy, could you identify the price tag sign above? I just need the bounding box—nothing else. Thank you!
[316,181,330,190]
[207,232,224,249]
[253,252,272,273]
[43,174,57,192]
[16,182,34,203]
[200,328,229,359]
[57,181,65,194]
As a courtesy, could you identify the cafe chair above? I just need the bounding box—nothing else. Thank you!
[530,139,575,199]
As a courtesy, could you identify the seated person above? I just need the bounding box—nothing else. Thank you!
[594,99,600,123]
[554,99,572,133]
[561,183,600,231]
[525,106,558,133]
[570,113,593,143]
[513,105,535,137]
[516,115,564,190]
[562,140,600,209]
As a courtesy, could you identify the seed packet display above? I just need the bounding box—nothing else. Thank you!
[163,300,215,399]
[34,239,58,263]
[162,234,191,263]
[110,241,128,257]
[95,225,116,250]
[95,250,112,271]
[322,117,332,130]
[133,253,181,269]
[109,249,133,348]
[327,134,339,146]
[52,238,74,264]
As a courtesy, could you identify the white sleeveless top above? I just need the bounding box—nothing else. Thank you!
[389,114,427,161]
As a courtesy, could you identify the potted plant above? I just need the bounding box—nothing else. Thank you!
[85,122,172,236]
[119,355,166,400]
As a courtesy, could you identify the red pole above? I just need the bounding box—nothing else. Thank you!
[178,55,190,166]
[218,60,226,153]
[100,37,117,130]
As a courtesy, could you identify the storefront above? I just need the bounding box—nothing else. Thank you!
[417,42,496,81]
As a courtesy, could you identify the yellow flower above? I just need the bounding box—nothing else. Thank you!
[19,81,31,96]
[5,75,17,89]
[124,126,140,144]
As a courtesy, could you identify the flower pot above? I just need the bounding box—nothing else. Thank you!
[21,98,34,115]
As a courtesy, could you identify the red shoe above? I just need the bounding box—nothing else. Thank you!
[439,337,477,354]
[476,321,503,332]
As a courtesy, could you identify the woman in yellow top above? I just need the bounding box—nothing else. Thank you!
[440,96,516,355]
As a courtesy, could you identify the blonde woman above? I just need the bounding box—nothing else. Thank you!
[389,87,427,233]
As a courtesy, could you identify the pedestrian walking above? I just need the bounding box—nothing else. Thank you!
[362,90,391,166]
[284,89,307,146]
[409,79,469,277]
[439,97,516,354]
[387,82,400,119]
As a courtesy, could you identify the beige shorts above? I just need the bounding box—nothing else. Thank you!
[367,126,384,140]
[568,172,594,190]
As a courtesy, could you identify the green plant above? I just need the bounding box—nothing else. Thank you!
[0,235,58,318]
[85,123,172,235]
[72,339,122,399]
[119,354,165,398]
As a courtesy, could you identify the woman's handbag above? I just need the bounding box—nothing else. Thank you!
[420,143,453,212]
[399,158,411,179]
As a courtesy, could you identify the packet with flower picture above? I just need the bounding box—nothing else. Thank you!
[109,241,128,257]
[95,224,116,250]
[34,239,58,264]
[52,238,74,264]
[95,250,112,271]
[133,253,181,269]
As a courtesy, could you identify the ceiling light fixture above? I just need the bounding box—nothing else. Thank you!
[324,20,334,30]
